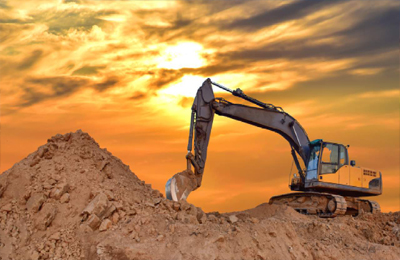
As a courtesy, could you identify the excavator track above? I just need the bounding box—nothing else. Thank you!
[342,197,381,215]
[269,192,347,218]
[270,193,381,217]
[369,200,381,213]
[359,199,381,214]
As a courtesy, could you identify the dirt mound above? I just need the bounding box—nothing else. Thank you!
[0,130,399,260]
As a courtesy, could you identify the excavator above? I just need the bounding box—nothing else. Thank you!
[165,78,382,217]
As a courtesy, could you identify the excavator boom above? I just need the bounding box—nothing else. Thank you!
[166,78,310,200]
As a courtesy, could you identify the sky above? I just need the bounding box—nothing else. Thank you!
[0,0,399,213]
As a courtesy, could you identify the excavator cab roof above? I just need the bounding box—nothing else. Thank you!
[309,139,323,146]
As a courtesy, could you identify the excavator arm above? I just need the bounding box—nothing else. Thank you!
[166,78,311,201]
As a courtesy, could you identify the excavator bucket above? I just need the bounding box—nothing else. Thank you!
[166,153,203,201]
[165,170,196,201]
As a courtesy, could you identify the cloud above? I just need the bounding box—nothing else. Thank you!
[358,90,400,99]
[124,0,251,44]
[214,6,398,63]
[137,13,192,41]
[148,69,184,89]
[349,68,383,76]
[94,77,119,91]
[0,0,9,9]
[180,63,244,77]
[224,0,341,31]
[17,49,43,70]
[15,75,120,108]
[19,76,90,107]
[72,65,106,76]
[63,0,82,3]
[0,23,34,45]
[31,7,118,35]
[129,92,147,101]
[351,51,398,71]
[331,8,399,57]
[1,0,398,108]
[0,18,29,24]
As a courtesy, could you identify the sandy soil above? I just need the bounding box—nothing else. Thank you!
[0,130,399,260]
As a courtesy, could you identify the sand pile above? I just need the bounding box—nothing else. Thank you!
[0,130,399,260]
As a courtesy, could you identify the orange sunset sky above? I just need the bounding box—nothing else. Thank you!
[0,0,399,213]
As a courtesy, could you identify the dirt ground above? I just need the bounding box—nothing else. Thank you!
[0,130,399,260]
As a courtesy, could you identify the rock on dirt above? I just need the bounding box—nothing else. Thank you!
[99,219,112,232]
[26,193,47,213]
[0,130,399,260]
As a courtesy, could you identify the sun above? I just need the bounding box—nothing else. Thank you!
[156,42,206,70]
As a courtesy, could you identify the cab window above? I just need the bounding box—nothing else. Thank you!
[339,145,347,166]
[320,143,339,174]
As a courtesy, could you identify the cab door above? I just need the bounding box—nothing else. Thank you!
[338,145,349,185]
[319,143,339,183]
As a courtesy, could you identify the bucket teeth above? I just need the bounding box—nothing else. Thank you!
[165,178,173,200]
[165,177,179,201]
[165,172,196,201]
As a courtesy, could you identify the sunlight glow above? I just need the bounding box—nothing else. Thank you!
[158,74,239,98]
[156,42,206,70]
[158,75,206,97]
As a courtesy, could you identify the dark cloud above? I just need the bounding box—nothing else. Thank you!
[0,23,33,45]
[129,92,147,101]
[1,46,20,56]
[209,6,398,70]
[180,63,244,77]
[17,50,43,70]
[148,69,184,89]
[95,77,119,91]
[0,18,26,24]
[332,8,399,57]
[352,54,399,72]
[63,0,83,3]
[128,64,245,92]
[16,75,120,108]
[72,65,106,76]
[133,13,192,41]
[129,0,251,43]
[20,76,90,107]
[31,8,117,35]
[224,0,341,31]
[254,69,399,106]
[181,0,250,16]
[107,43,129,51]
[113,50,159,62]
[0,0,10,9]
[142,64,243,92]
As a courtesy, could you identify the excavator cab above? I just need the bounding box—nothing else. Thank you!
[284,139,382,216]
[298,139,382,197]
[305,140,347,181]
